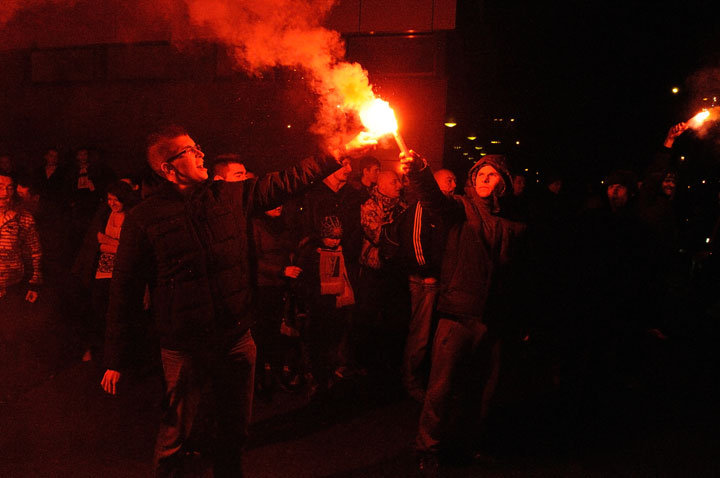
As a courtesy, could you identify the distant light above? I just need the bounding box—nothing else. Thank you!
[601,180,605,184]
[703,98,709,101]
[535,171,539,175]
[536,179,540,183]
[688,185,691,189]
[453,145,462,150]
[499,118,504,121]
[671,87,679,94]
[510,118,515,122]
[468,157,474,160]
[287,124,292,128]
[490,140,501,144]
[475,146,482,150]
[515,141,520,145]
[702,180,707,184]
[444,122,457,128]
[680,156,685,161]
[463,152,469,156]
[706,238,711,244]
[480,153,486,156]
[467,136,477,141]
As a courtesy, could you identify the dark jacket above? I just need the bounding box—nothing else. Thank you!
[284,181,365,265]
[253,213,295,288]
[380,200,448,279]
[408,162,526,326]
[104,155,339,370]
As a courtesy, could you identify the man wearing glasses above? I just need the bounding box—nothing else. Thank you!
[101,125,369,477]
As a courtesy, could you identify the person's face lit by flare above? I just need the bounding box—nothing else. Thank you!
[661,175,676,198]
[434,169,457,196]
[362,164,380,186]
[607,183,629,209]
[44,149,59,167]
[322,237,341,249]
[161,135,208,185]
[224,163,247,182]
[0,175,15,208]
[16,184,31,200]
[107,193,124,213]
[377,171,402,198]
[474,165,501,198]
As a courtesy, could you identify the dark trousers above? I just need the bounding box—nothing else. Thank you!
[416,318,501,454]
[352,265,410,372]
[154,330,256,478]
[252,286,286,369]
[402,275,439,396]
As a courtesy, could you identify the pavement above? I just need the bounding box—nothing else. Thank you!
[3,282,720,477]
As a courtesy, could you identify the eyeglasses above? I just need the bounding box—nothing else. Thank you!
[166,144,202,163]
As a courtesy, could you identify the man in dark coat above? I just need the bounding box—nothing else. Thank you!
[100,125,361,477]
[401,152,527,470]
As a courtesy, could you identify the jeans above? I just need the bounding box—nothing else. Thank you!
[416,318,501,454]
[154,330,256,478]
[402,275,439,397]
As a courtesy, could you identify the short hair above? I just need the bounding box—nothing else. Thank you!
[212,153,245,178]
[358,156,380,174]
[146,125,189,174]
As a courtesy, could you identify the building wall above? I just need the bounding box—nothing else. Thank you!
[0,1,453,173]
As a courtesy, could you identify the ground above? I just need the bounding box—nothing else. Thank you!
[2,281,720,477]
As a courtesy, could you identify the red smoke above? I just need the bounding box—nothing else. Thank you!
[1,0,383,151]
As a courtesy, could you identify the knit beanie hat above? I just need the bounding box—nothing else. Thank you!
[320,215,343,239]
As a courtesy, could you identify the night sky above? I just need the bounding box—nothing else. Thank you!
[448,0,719,182]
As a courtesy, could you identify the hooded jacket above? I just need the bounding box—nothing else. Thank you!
[407,157,526,326]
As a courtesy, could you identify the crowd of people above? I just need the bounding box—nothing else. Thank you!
[1,118,720,476]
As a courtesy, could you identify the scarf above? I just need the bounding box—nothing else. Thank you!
[318,246,355,308]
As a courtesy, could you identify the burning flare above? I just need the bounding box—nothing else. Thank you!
[356,98,409,154]
[688,110,710,130]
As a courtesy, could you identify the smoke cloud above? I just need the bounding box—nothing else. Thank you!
[1,0,379,150]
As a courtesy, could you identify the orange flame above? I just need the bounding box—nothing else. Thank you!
[358,98,398,138]
[688,110,710,129]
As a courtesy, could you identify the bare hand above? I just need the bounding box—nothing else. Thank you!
[101,369,122,395]
[283,266,302,279]
[25,290,38,303]
[399,150,426,174]
[663,122,688,148]
[341,132,378,158]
